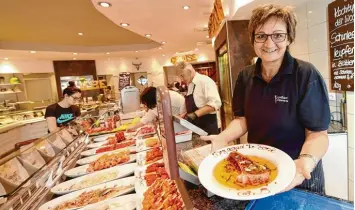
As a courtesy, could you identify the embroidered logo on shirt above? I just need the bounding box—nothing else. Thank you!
[57,113,74,124]
[275,95,289,104]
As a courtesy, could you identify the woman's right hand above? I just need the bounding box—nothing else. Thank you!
[200,135,229,153]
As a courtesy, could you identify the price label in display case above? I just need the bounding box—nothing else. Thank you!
[328,0,354,91]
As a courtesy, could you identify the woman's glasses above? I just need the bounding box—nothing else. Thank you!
[254,33,288,43]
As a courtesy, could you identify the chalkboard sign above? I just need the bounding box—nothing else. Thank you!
[328,0,354,91]
[118,72,130,91]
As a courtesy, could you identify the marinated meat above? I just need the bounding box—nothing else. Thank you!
[87,150,130,172]
[226,152,270,186]
[145,147,163,164]
[142,179,184,210]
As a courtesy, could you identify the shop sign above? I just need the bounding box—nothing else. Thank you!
[328,0,354,91]
[208,0,225,38]
[170,54,197,64]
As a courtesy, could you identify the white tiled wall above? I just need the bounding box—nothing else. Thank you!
[291,0,354,201]
[347,91,354,202]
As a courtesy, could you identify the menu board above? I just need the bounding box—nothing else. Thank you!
[328,0,354,91]
[118,72,130,91]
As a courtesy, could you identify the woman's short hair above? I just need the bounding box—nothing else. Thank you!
[63,86,81,97]
[140,87,157,109]
[248,4,297,45]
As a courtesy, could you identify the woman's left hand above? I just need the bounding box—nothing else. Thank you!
[281,158,314,192]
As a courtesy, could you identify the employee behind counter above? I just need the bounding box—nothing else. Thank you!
[45,86,82,133]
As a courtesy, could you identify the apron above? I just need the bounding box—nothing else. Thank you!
[185,84,219,135]
[296,160,325,194]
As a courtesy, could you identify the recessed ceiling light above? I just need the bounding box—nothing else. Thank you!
[73,58,77,60]
[145,34,152,37]
[158,47,163,50]
[204,24,208,28]
[73,52,78,55]
[161,41,166,44]
[4,57,8,60]
[106,52,110,55]
[98,2,111,7]
[195,48,199,51]
[183,5,190,10]
[206,35,210,38]
[135,51,139,53]
[108,58,111,60]
[162,54,166,57]
[30,51,36,54]
[308,11,312,14]
[120,23,129,27]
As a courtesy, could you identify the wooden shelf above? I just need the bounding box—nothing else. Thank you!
[0,91,23,95]
[0,83,21,86]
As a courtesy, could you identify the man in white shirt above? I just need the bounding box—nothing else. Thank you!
[175,61,222,135]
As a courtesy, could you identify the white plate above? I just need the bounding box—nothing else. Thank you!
[198,144,296,200]
[87,141,108,149]
[39,177,135,210]
[77,148,136,165]
[93,134,115,142]
[51,163,137,195]
[81,141,136,157]
[136,136,160,152]
[65,155,136,178]
[80,193,137,210]
[136,148,163,166]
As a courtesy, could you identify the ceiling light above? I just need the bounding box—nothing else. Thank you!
[162,54,166,57]
[183,5,190,10]
[108,58,111,60]
[98,2,111,7]
[78,32,83,36]
[4,57,8,60]
[120,23,130,27]
[158,47,163,50]
[308,11,313,14]
[195,48,199,51]
[145,34,152,37]
[30,51,36,54]
[161,41,166,44]
[204,24,208,28]
[106,52,110,55]
[135,51,139,53]
[73,52,78,55]
[206,35,210,38]
[73,58,77,60]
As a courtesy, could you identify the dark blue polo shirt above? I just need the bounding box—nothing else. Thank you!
[232,51,330,159]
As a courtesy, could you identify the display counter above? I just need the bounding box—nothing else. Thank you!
[0,86,352,210]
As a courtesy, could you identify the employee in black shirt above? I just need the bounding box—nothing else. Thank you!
[45,86,82,132]
[202,4,330,194]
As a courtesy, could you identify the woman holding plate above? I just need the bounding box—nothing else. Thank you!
[202,4,330,194]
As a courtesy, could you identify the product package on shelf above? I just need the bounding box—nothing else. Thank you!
[0,157,30,192]
[18,148,46,174]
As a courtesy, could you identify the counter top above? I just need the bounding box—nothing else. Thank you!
[0,118,46,134]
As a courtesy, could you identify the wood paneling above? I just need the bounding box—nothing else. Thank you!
[227,20,256,90]
[53,60,97,99]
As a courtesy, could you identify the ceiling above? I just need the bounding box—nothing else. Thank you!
[0,0,158,52]
[0,0,311,61]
